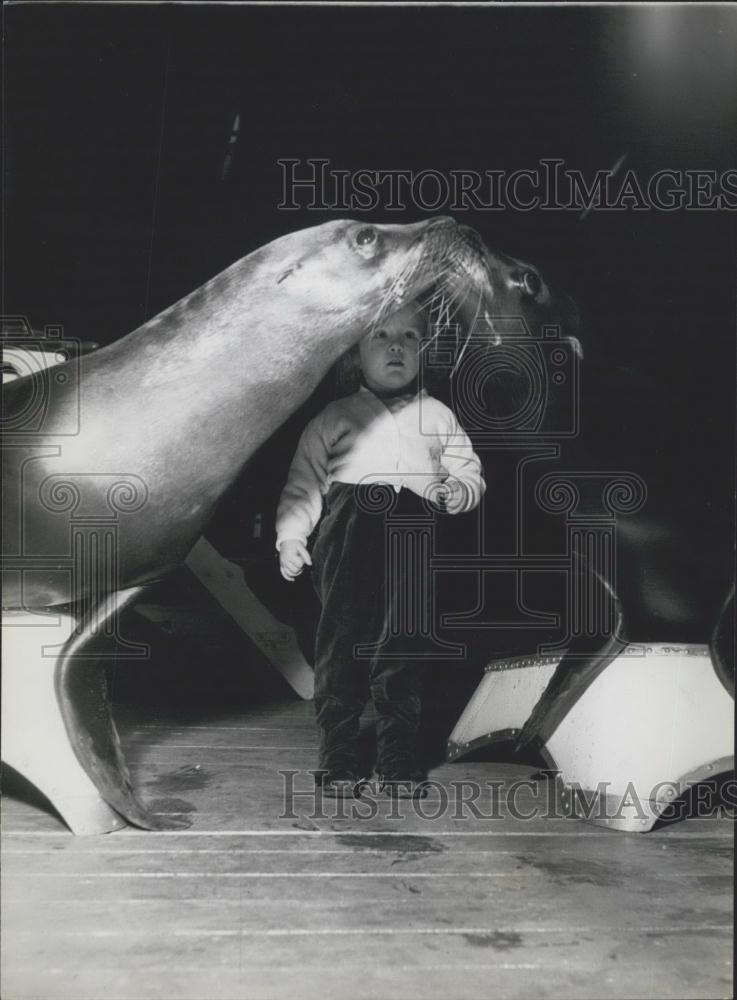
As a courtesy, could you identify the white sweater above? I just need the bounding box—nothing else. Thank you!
[276,387,485,548]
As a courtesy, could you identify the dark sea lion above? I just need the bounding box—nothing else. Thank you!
[2,217,494,832]
[442,256,734,768]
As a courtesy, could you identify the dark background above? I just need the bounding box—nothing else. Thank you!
[5,4,736,353]
[4,4,736,672]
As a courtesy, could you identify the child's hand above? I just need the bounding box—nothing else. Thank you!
[434,477,469,514]
[279,540,312,581]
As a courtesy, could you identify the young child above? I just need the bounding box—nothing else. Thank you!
[276,302,485,798]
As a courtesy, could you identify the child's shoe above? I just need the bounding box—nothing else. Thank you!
[376,766,429,799]
[318,770,362,798]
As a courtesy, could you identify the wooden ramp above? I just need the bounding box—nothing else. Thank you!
[2,698,733,1000]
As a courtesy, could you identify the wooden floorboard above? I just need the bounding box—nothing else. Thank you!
[2,697,733,1000]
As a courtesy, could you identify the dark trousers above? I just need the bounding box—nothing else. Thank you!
[311,483,428,776]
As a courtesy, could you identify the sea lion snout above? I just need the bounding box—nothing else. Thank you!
[457,223,488,253]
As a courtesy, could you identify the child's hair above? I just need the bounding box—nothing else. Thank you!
[330,300,449,398]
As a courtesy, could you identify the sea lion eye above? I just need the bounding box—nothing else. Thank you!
[522,270,542,297]
[355,227,377,247]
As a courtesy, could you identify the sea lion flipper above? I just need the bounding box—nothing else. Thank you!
[515,639,624,752]
[710,585,735,697]
[516,555,627,751]
[56,587,192,831]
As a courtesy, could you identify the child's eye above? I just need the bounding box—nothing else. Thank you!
[375,330,388,339]
[404,330,419,340]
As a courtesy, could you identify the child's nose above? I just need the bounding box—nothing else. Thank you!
[388,338,404,353]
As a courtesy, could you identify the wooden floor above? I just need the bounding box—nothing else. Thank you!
[2,697,733,1000]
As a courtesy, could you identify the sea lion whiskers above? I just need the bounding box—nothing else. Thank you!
[369,252,456,333]
[366,258,418,331]
[378,217,484,317]
[417,269,487,376]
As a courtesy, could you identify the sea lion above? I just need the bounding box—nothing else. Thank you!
[3,218,489,610]
[2,216,497,832]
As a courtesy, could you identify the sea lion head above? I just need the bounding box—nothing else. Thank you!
[244,217,489,349]
[437,238,580,350]
[478,246,580,349]
[451,243,582,437]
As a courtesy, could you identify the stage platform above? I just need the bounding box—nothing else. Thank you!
[2,692,733,1000]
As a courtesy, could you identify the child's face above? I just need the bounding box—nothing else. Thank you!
[358,305,424,394]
